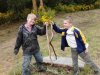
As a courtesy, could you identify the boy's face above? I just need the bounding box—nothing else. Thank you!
[63,20,71,28]
[27,17,36,26]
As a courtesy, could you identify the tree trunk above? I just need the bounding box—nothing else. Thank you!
[39,0,44,11]
[32,0,37,12]
[40,0,44,7]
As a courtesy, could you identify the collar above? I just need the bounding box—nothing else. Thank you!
[68,26,75,31]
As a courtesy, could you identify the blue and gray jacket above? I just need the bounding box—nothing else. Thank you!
[53,24,87,54]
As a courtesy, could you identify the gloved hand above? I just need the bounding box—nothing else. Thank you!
[14,49,18,55]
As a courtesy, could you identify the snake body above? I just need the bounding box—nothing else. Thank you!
[49,24,57,60]
[46,24,57,64]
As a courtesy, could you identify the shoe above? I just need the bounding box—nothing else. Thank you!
[94,71,100,75]
[73,71,79,75]
[37,65,47,72]
[73,72,78,75]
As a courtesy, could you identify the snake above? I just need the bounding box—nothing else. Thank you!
[46,24,57,64]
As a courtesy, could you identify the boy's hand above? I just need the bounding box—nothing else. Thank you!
[14,49,18,55]
[85,43,89,53]
[50,21,54,25]
[44,22,49,26]
[85,48,89,53]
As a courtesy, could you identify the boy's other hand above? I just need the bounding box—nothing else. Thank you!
[85,48,89,53]
[50,21,54,25]
[85,43,89,53]
[14,50,18,55]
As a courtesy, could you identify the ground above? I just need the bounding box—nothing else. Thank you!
[0,9,100,75]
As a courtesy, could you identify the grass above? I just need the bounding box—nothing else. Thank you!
[0,9,100,75]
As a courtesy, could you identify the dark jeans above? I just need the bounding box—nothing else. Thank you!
[22,51,43,75]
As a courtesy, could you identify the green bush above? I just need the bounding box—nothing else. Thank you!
[7,0,32,20]
[0,12,12,25]
[55,2,100,13]
[61,0,75,4]
[0,0,7,12]
[17,8,31,20]
[43,0,61,8]
[0,8,31,25]
[32,7,56,25]
[61,0,98,5]
[94,1,100,8]
[7,0,25,12]
[74,0,97,4]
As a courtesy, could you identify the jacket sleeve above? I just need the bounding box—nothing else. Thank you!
[14,26,23,53]
[53,24,63,33]
[36,25,46,35]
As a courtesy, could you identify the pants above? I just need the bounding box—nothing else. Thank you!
[71,48,99,75]
[22,51,43,75]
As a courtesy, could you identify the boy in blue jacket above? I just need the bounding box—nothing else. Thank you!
[51,17,100,75]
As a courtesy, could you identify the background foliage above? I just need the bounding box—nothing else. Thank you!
[0,0,100,25]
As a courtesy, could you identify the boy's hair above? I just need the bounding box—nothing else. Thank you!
[65,16,73,24]
[27,13,36,20]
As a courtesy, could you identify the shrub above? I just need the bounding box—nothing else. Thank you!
[7,0,25,12]
[17,8,31,20]
[55,4,77,13]
[61,0,75,4]
[0,0,7,12]
[94,1,100,8]
[0,12,13,25]
[7,0,32,20]
[0,8,31,25]
[32,7,56,25]
[74,0,97,4]
[43,0,61,8]
[55,2,100,13]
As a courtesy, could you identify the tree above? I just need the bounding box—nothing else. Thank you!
[0,0,7,12]
[32,0,38,12]
[40,0,44,7]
